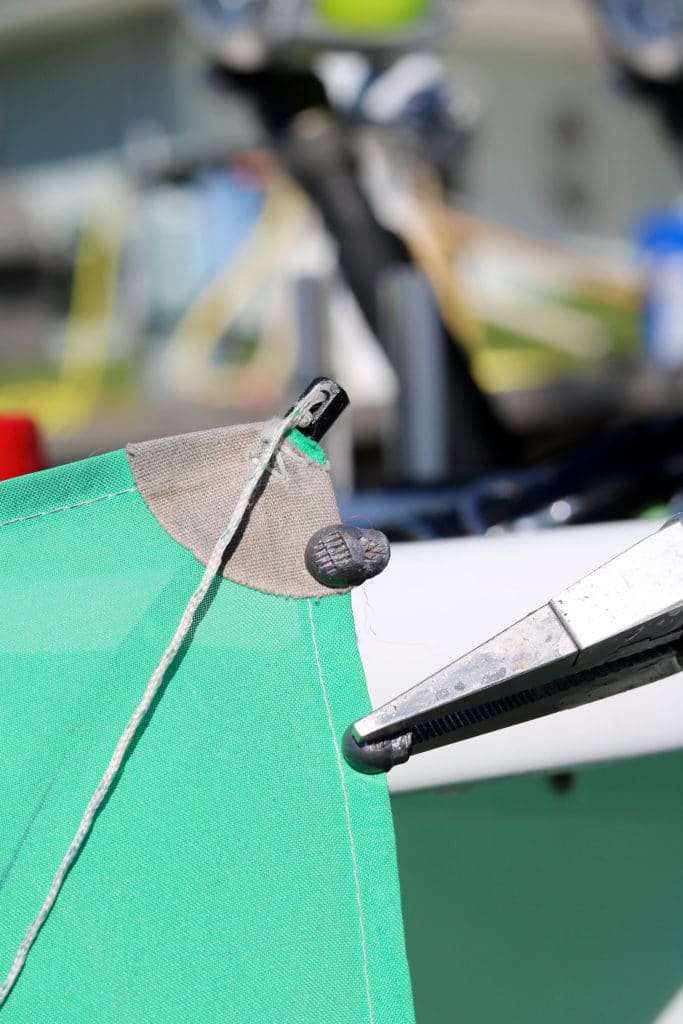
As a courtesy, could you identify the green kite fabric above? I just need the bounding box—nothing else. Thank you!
[0,434,415,1022]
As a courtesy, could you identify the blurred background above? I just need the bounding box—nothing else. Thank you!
[3,0,683,534]
[3,4,683,1022]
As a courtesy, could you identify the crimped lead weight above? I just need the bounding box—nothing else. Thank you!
[305,524,390,589]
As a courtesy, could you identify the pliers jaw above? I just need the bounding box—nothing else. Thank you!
[344,518,683,774]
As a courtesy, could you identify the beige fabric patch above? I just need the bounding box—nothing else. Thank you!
[126,423,342,598]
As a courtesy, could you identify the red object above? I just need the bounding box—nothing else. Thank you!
[0,416,45,481]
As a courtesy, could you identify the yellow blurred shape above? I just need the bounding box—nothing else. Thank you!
[165,179,306,411]
[0,188,128,437]
[315,0,429,30]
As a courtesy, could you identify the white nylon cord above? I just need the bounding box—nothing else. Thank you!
[0,383,329,1009]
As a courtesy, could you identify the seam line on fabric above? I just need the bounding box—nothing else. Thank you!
[0,487,137,529]
[306,598,375,1024]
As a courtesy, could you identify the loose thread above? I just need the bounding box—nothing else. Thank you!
[0,383,329,1009]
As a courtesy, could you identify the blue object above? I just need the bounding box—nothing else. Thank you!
[638,207,683,369]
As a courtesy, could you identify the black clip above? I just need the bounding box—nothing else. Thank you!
[291,378,350,443]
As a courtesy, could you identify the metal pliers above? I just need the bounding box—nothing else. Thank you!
[343,517,683,773]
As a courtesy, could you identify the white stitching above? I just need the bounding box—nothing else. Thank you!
[0,487,137,529]
[307,598,375,1024]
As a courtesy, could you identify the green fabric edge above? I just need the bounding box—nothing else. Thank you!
[288,428,327,464]
[0,429,325,527]
[0,449,134,525]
